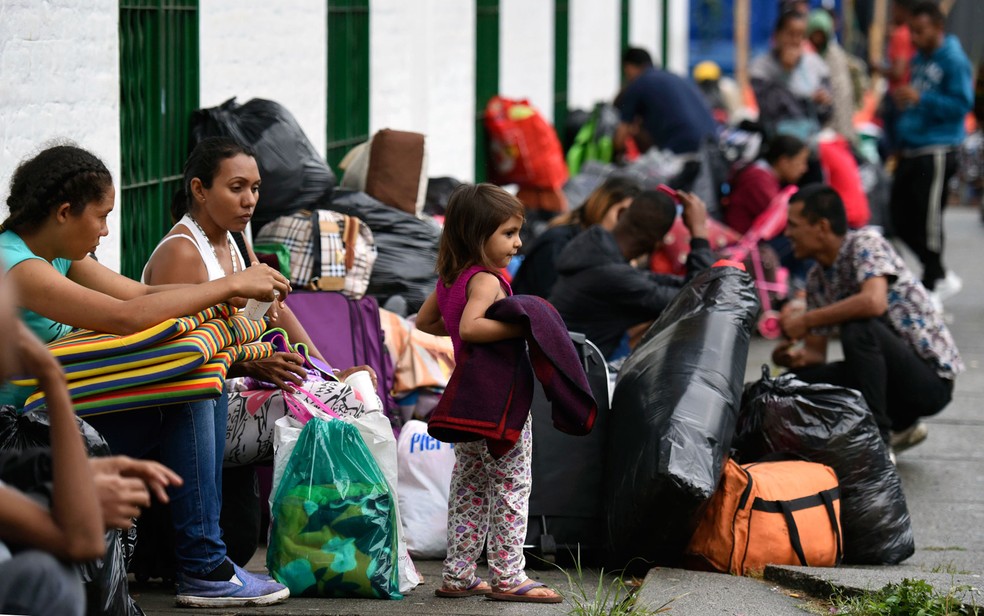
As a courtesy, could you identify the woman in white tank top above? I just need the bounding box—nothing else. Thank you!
[143,139,377,467]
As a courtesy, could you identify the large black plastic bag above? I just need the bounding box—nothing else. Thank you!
[0,407,111,456]
[328,190,440,313]
[192,98,336,232]
[606,266,759,568]
[734,369,915,565]
[423,176,462,217]
[0,407,143,616]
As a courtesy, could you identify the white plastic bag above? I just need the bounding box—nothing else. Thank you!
[396,420,456,559]
[271,414,303,504]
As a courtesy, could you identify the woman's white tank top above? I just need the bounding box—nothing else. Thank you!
[141,214,246,283]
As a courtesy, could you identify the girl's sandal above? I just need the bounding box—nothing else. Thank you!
[488,580,563,604]
[434,578,492,598]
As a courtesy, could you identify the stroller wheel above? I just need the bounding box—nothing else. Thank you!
[757,311,783,339]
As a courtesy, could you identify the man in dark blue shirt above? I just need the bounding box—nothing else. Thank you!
[615,48,718,157]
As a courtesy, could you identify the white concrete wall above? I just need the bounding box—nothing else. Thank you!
[568,0,620,112]
[629,0,660,62]
[499,0,554,123]
[628,1,687,75]
[369,0,476,182]
[199,0,328,155]
[0,0,122,271]
[666,0,690,76]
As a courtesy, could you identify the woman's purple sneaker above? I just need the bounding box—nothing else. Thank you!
[176,559,289,608]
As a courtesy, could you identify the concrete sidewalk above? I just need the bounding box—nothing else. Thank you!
[135,207,984,614]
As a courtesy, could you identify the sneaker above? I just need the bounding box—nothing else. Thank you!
[889,450,897,466]
[176,559,289,608]
[891,421,929,454]
[933,271,963,302]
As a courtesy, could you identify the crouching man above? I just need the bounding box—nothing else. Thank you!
[773,185,962,456]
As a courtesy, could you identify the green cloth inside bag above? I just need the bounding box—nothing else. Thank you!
[268,419,402,599]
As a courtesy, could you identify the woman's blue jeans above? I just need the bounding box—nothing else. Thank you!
[87,394,228,577]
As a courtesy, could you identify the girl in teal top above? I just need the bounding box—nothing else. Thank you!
[0,143,293,607]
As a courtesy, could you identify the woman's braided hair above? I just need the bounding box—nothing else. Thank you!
[2,145,113,234]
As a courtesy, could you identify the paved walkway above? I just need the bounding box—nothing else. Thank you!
[135,207,984,614]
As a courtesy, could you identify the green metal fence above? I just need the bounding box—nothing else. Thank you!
[475,0,500,183]
[119,0,199,280]
[326,0,370,171]
[554,0,569,134]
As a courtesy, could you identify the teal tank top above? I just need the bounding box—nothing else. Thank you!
[0,230,74,408]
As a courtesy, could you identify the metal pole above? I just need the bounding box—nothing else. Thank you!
[869,0,888,71]
[661,0,669,70]
[735,0,750,90]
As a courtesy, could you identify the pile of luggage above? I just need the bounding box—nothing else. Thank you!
[185,97,917,592]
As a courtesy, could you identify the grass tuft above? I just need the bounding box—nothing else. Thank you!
[551,547,684,615]
[829,578,979,615]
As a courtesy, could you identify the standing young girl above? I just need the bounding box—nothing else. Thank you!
[416,184,562,604]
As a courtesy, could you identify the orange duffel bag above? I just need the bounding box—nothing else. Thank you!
[685,459,843,576]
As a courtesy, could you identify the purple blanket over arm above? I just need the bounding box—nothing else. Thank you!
[428,295,597,457]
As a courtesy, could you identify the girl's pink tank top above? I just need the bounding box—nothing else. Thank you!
[435,265,512,357]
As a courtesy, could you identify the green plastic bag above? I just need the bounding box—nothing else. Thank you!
[268,418,402,599]
[566,104,616,175]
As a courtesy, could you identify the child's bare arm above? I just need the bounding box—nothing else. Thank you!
[459,273,523,344]
[0,322,105,561]
[415,291,448,337]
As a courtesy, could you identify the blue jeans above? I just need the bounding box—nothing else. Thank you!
[0,549,85,616]
[87,394,228,577]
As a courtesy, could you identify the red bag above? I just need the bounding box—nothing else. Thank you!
[484,96,568,190]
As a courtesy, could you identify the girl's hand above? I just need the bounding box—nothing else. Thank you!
[230,264,291,302]
[240,352,306,391]
[335,365,378,388]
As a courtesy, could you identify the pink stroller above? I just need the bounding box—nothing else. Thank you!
[722,186,797,339]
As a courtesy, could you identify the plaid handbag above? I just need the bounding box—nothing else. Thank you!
[255,210,377,299]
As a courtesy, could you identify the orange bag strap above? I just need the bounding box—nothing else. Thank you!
[754,486,842,567]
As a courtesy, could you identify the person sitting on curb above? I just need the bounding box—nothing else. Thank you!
[549,190,715,361]
[0,144,291,608]
[0,262,180,615]
[773,184,962,458]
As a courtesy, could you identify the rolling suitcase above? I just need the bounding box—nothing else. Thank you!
[285,291,396,419]
[525,332,611,566]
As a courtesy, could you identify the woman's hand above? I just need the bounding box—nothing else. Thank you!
[240,352,307,391]
[229,264,291,302]
[335,365,378,389]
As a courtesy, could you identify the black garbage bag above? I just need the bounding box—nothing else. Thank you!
[734,368,915,565]
[423,177,462,217]
[0,407,144,616]
[327,189,440,313]
[606,266,759,569]
[192,98,336,232]
[0,407,111,456]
